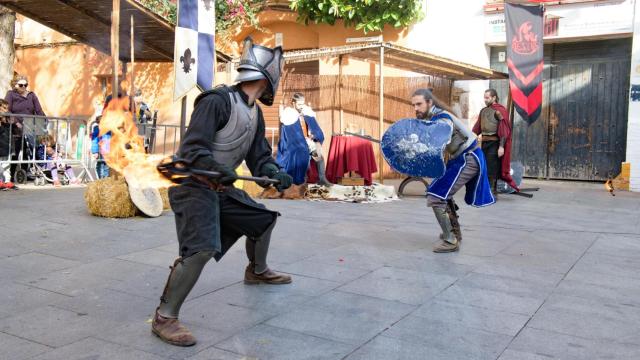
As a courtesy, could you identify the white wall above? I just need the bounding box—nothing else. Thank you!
[627,0,640,191]
[404,0,491,124]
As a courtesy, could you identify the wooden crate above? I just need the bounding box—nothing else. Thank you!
[337,177,365,186]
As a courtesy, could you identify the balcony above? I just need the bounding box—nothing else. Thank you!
[484,0,612,13]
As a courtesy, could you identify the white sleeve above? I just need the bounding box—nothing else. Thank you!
[280,107,300,126]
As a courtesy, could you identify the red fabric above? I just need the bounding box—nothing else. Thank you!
[326,135,377,185]
[493,103,519,191]
[472,104,519,191]
[306,159,319,184]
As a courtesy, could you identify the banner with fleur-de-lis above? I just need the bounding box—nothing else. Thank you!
[173,0,216,101]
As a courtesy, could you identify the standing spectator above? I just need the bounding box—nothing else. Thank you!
[133,89,153,152]
[0,99,16,189]
[90,115,111,179]
[4,76,46,181]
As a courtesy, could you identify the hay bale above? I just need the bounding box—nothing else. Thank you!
[159,187,170,210]
[84,177,137,218]
[243,180,265,198]
[258,186,282,199]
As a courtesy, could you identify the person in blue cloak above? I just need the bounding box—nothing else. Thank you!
[277,92,331,186]
[411,88,495,253]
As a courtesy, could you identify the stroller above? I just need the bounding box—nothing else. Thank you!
[12,134,38,185]
[13,137,72,186]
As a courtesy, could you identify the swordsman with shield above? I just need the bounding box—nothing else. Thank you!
[415,89,494,252]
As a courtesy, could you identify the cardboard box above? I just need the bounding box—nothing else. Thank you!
[338,177,365,186]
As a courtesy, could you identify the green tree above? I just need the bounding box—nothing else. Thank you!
[136,0,266,39]
[290,0,425,33]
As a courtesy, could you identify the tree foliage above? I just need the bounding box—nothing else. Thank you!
[290,0,425,33]
[136,0,266,38]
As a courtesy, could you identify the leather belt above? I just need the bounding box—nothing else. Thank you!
[481,135,499,141]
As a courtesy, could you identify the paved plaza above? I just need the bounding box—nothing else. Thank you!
[0,180,639,359]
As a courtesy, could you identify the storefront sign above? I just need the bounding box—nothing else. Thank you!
[485,0,634,44]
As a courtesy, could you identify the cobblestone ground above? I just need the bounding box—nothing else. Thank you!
[0,180,639,359]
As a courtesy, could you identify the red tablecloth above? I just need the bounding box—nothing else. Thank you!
[326,135,377,185]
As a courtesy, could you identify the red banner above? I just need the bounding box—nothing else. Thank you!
[505,3,544,124]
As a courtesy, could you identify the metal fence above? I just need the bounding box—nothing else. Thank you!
[0,113,93,185]
[0,112,282,185]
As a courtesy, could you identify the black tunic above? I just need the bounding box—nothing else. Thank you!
[169,85,279,260]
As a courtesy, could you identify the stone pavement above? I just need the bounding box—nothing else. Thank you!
[0,180,639,360]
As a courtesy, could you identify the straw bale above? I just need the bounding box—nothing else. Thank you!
[159,187,170,210]
[84,177,137,218]
[258,186,282,199]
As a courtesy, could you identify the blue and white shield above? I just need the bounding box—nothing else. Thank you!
[381,118,453,178]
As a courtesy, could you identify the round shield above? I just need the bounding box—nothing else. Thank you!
[381,119,453,178]
[124,170,164,217]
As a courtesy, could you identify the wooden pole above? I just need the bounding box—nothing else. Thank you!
[110,0,120,100]
[180,96,187,141]
[378,45,385,184]
[130,14,135,115]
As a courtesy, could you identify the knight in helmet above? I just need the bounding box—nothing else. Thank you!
[151,38,294,347]
[411,88,495,253]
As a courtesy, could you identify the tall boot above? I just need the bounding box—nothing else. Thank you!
[489,175,498,197]
[446,199,462,243]
[152,251,213,347]
[315,158,332,186]
[245,222,292,285]
[432,207,459,253]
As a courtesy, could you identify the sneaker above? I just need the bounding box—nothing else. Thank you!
[53,180,61,187]
[151,310,196,347]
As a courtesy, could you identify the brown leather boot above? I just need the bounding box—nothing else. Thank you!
[244,264,292,285]
[433,240,459,253]
[151,310,196,347]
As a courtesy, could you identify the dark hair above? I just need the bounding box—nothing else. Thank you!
[0,99,8,107]
[292,92,305,102]
[485,89,499,102]
[411,88,457,116]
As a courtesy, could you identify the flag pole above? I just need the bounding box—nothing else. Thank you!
[180,96,187,140]
[130,14,136,119]
[111,0,120,100]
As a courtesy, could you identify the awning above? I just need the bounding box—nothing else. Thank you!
[1,0,232,63]
[283,42,508,80]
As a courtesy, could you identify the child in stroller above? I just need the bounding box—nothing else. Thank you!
[36,135,80,186]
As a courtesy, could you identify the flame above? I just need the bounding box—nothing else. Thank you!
[99,98,173,188]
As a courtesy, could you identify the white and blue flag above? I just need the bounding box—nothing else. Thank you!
[173,0,216,101]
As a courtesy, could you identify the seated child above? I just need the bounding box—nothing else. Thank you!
[42,135,80,186]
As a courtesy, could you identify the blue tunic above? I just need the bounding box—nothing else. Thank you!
[426,112,495,207]
[276,107,324,185]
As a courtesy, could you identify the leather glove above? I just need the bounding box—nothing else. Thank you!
[193,156,237,186]
[260,163,293,192]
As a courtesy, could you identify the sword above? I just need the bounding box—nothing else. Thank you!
[157,159,280,185]
[344,131,380,144]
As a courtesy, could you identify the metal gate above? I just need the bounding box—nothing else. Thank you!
[490,39,631,181]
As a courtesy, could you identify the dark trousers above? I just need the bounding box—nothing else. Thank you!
[481,140,501,192]
[169,185,277,261]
